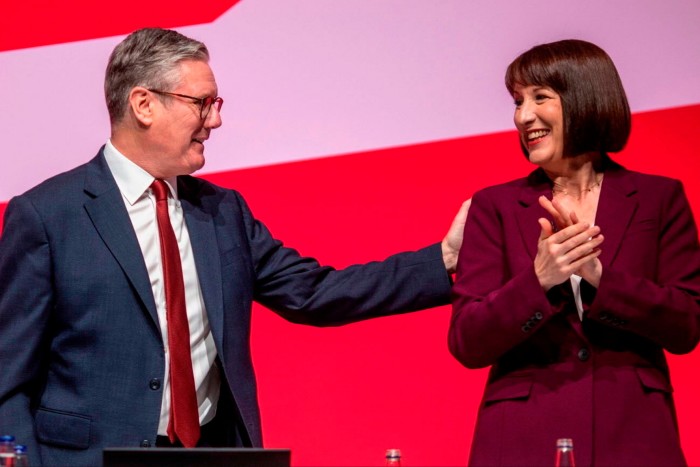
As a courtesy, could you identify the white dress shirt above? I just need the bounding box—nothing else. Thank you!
[570,274,585,321]
[104,140,220,435]
[570,220,598,321]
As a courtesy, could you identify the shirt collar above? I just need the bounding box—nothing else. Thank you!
[103,140,178,205]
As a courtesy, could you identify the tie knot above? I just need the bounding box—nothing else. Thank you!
[151,179,169,202]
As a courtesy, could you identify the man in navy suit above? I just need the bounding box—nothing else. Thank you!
[0,28,467,466]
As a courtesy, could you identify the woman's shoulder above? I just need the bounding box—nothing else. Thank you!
[607,164,682,191]
[473,170,543,200]
[479,174,532,191]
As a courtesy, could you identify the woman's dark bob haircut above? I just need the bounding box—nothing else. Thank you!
[506,39,631,156]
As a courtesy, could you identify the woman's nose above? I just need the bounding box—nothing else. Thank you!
[515,108,536,130]
[515,99,536,127]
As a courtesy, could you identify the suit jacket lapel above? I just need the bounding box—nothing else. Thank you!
[515,165,638,271]
[178,178,225,350]
[513,165,638,340]
[516,170,552,261]
[594,167,638,269]
[82,151,160,330]
[514,169,589,340]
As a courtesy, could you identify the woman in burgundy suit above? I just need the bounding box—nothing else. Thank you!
[449,39,700,466]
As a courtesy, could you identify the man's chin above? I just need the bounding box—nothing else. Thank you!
[183,152,206,174]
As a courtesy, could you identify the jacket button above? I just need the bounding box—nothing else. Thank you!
[534,312,543,320]
[600,312,610,321]
[149,378,161,390]
[140,439,151,448]
[521,324,531,333]
[577,348,590,362]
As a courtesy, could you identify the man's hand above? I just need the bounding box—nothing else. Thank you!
[442,199,471,274]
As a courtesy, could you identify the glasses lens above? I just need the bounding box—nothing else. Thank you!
[200,97,212,120]
[201,97,223,120]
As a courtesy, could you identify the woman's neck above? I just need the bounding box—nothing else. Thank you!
[545,153,603,200]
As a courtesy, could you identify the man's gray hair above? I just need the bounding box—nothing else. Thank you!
[105,28,209,123]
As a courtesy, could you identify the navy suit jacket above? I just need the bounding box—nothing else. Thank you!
[449,160,700,466]
[0,148,451,466]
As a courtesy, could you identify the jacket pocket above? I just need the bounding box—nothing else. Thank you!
[483,372,533,405]
[635,366,673,394]
[36,407,91,449]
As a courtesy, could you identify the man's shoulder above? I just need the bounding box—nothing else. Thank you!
[20,159,95,202]
[177,175,251,212]
[178,175,242,199]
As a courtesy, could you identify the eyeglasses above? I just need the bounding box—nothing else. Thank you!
[148,89,223,120]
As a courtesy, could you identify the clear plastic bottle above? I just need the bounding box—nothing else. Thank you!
[385,448,401,466]
[0,435,16,467]
[555,438,575,467]
[13,445,28,467]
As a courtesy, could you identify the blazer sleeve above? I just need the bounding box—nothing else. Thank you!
[0,195,52,462]
[587,179,700,354]
[448,190,559,369]
[232,192,452,326]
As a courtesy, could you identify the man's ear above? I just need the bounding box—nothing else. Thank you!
[128,87,155,126]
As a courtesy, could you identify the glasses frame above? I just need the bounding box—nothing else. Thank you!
[147,89,223,120]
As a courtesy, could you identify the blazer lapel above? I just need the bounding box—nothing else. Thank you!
[515,166,638,270]
[514,169,591,340]
[82,152,160,331]
[594,168,638,269]
[516,170,552,261]
[178,179,225,350]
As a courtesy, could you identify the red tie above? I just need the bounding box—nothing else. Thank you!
[151,179,200,447]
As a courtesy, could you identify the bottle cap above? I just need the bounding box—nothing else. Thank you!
[556,438,573,449]
[0,435,15,442]
[385,448,401,459]
[15,444,27,454]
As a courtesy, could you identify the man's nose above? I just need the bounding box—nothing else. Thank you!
[204,105,222,129]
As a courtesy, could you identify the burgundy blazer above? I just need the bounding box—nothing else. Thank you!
[450,161,700,466]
